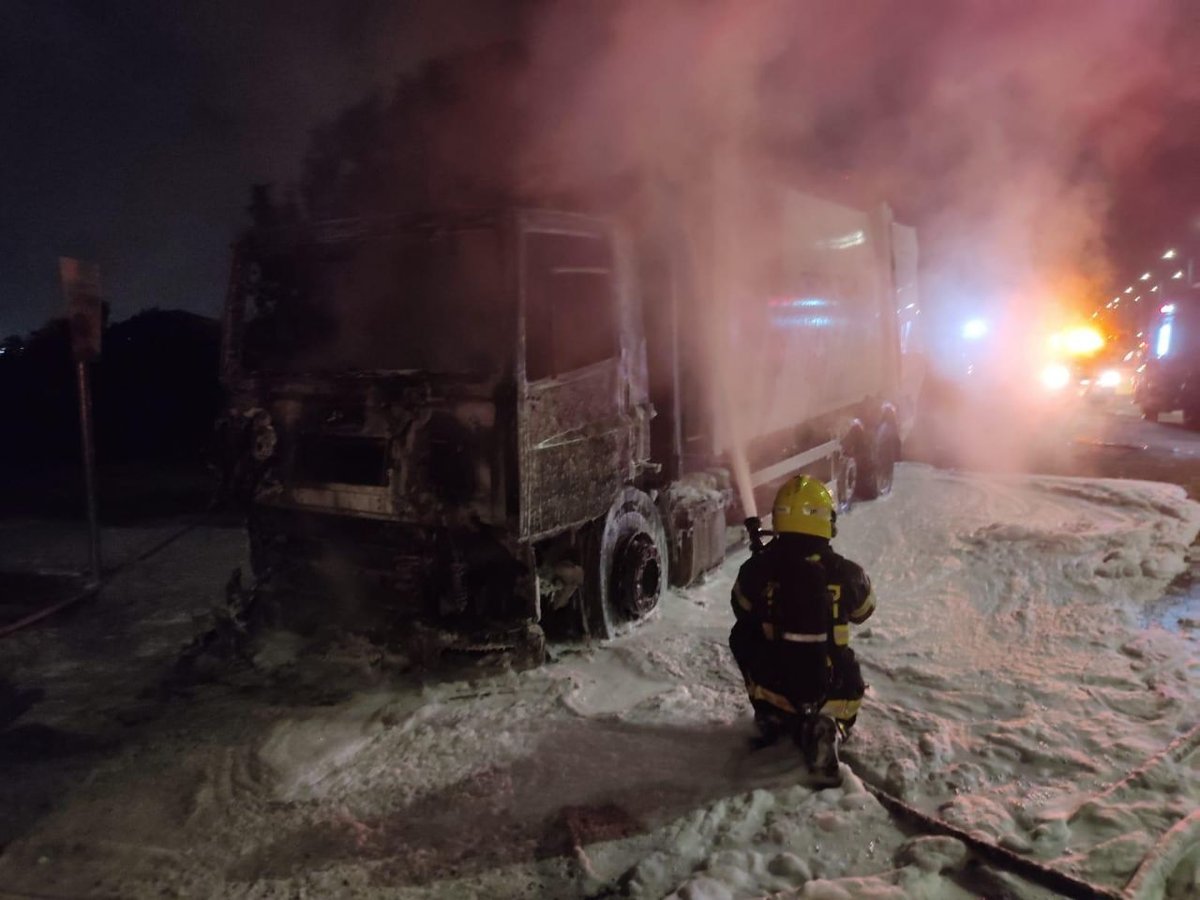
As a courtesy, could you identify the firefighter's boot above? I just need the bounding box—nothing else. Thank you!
[751,709,789,750]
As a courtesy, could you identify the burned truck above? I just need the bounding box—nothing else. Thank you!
[219,167,922,660]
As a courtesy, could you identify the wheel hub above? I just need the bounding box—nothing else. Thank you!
[614,531,662,618]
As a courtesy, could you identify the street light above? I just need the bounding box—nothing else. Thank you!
[1125,286,1134,293]
[1162,249,1177,260]
[1140,272,1152,281]
[1172,270,1184,279]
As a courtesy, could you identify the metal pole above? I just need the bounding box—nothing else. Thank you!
[75,359,101,583]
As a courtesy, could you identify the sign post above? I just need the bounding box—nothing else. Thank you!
[59,257,103,584]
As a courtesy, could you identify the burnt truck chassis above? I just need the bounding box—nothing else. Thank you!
[220,208,905,665]
[225,371,676,664]
[224,368,546,663]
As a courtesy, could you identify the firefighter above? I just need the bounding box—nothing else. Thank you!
[729,474,875,786]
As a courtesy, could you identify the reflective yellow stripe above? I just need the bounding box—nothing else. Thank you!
[780,631,826,643]
[829,583,841,619]
[833,624,850,646]
[849,591,875,623]
[749,680,835,717]
[820,697,861,722]
[748,681,797,715]
[733,582,752,612]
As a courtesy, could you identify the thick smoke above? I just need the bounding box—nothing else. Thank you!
[518,0,1176,320]
[508,0,1180,476]
[290,0,1185,477]
[297,0,1180,283]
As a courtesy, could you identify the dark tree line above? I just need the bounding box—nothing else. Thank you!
[0,308,222,468]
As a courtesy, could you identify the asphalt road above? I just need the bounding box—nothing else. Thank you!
[1060,394,1200,494]
[908,385,1200,497]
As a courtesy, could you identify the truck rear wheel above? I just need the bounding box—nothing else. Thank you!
[853,421,899,501]
[835,455,857,513]
[871,421,899,497]
[583,487,668,640]
[1142,407,1160,422]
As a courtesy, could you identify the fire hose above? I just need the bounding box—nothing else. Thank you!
[0,521,199,639]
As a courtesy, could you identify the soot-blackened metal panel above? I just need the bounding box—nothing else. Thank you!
[519,359,631,540]
[229,372,510,530]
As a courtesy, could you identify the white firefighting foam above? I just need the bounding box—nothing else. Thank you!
[0,464,1197,898]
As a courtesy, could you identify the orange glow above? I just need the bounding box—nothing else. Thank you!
[1048,325,1105,357]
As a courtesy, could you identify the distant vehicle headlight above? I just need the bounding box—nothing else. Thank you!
[1040,363,1071,390]
[1097,369,1121,388]
[962,318,988,340]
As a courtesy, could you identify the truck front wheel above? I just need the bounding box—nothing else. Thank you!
[583,487,669,640]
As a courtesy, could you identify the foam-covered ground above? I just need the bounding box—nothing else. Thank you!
[2,464,1198,898]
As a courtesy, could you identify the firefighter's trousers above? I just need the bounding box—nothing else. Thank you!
[729,619,865,732]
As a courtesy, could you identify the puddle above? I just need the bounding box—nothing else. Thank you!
[1139,552,1200,637]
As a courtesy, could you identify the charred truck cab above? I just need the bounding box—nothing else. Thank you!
[220,175,922,662]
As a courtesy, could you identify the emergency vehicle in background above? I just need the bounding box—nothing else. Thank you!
[1135,287,1200,426]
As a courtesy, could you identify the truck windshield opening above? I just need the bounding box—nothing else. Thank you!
[238,226,508,375]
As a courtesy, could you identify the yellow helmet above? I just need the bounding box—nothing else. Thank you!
[772,475,835,538]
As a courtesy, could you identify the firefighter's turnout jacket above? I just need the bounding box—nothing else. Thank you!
[729,533,874,728]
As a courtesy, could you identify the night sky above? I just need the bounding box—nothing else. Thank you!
[2,0,1197,338]
[0,0,518,337]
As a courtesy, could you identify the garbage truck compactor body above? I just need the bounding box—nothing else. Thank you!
[220,169,922,659]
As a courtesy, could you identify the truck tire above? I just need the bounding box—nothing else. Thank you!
[1185,407,1200,430]
[841,425,869,502]
[835,454,857,513]
[855,421,899,501]
[1142,407,1160,423]
[583,487,669,640]
[873,421,900,497]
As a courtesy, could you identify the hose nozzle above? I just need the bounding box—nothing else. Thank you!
[745,516,764,554]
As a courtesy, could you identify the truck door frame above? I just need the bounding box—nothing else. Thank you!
[514,210,638,542]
